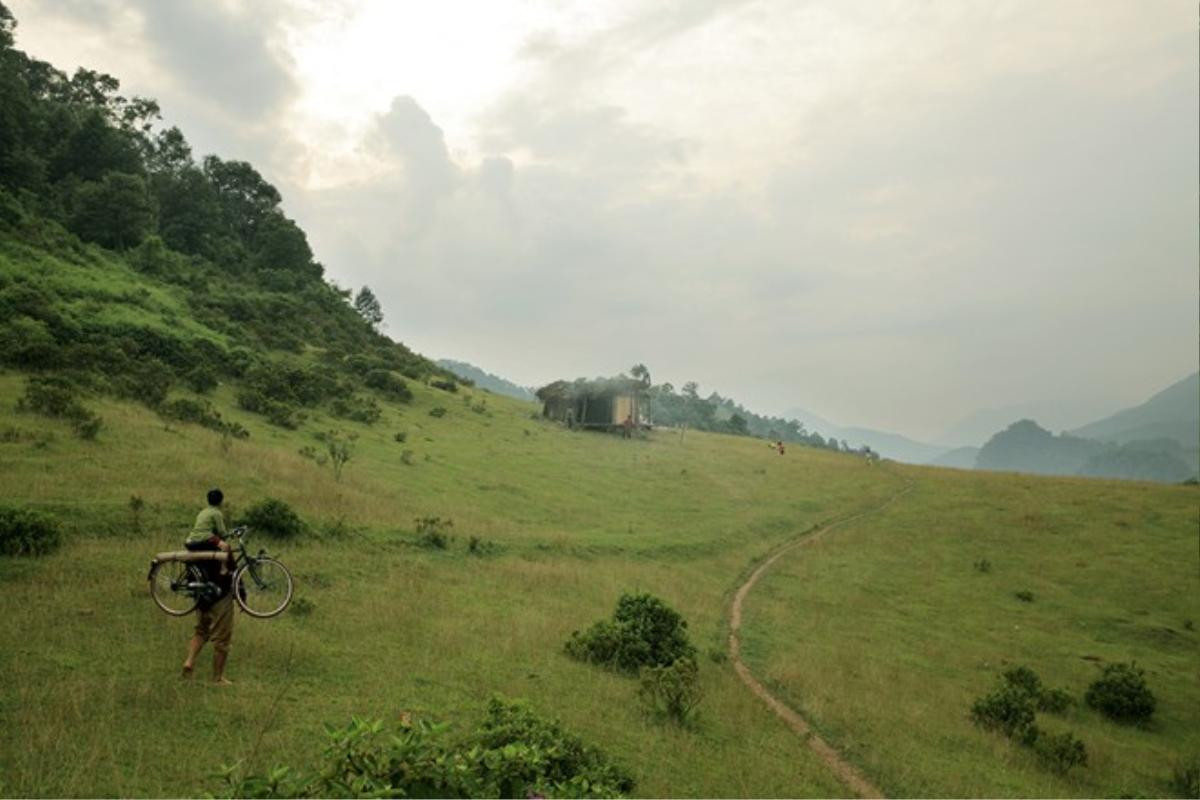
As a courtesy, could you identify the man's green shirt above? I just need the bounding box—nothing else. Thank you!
[186,505,227,545]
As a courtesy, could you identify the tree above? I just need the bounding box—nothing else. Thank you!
[354,286,384,331]
[630,363,651,388]
[0,2,15,50]
[69,171,153,248]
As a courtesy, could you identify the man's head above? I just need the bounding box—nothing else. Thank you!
[207,488,224,507]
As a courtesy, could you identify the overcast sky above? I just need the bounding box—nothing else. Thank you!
[11,0,1198,442]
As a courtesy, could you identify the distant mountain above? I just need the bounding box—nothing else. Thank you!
[938,404,1050,448]
[929,446,981,470]
[838,427,951,465]
[436,359,537,403]
[783,406,951,464]
[1069,372,1199,448]
[976,419,1194,483]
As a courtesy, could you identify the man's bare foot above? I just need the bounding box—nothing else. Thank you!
[181,663,194,679]
[211,677,233,687]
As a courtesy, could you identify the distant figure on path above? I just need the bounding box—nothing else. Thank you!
[776,440,786,455]
[181,488,235,685]
[622,414,634,439]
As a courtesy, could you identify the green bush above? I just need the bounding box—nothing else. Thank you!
[415,516,452,549]
[365,369,413,402]
[1002,665,1043,699]
[237,390,301,429]
[160,397,248,439]
[1085,662,1156,724]
[1037,687,1075,714]
[18,376,103,439]
[429,406,447,418]
[639,657,703,724]
[1033,730,1087,773]
[970,683,1039,745]
[430,379,457,393]
[999,665,1073,714]
[241,498,305,539]
[215,697,634,799]
[330,394,381,424]
[565,593,697,674]
[0,506,63,557]
[20,375,86,419]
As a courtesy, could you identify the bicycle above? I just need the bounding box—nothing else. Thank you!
[147,526,294,618]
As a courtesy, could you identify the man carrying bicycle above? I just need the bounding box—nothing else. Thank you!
[181,488,235,685]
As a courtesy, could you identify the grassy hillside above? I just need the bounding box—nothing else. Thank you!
[741,466,1199,797]
[0,238,1195,800]
[2,345,1198,798]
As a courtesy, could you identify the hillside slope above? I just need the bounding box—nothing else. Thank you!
[437,358,537,403]
[1070,372,1199,448]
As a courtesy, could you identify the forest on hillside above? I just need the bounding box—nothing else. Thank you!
[0,2,458,437]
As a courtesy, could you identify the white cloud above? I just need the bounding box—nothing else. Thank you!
[8,0,1198,440]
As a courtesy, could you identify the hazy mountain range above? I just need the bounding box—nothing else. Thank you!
[436,359,537,403]
[789,372,1198,471]
[447,355,1196,476]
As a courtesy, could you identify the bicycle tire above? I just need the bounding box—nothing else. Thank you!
[233,557,294,618]
[149,560,199,616]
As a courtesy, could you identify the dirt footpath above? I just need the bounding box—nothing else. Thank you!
[727,482,912,799]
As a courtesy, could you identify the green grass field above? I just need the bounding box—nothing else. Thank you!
[1,365,1196,797]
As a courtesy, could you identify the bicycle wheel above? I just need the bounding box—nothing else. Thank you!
[149,560,199,616]
[233,557,294,618]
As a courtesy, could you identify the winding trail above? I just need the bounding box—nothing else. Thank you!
[728,479,913,799]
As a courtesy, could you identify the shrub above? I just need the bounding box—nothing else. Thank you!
[238,391,301,429]
[565,592,697,674]
[365,369,413,402]
[330,394,382,424]
[0,506,63,557]
[970,684,1039,745]
[242,498,305,539]
[184,366,219,394]
[1002,665,1043,699]
[315,430,356,480]
[973,558,992,573]
[73,415,102,440]
[1033,730,1087,773]
[20,375,86,419]
[1085,662,1156,724]
[1038,687,1075,715]
[639,657,703,724]
[429,406,447,418]
[393,431,407,443]
[215,698,634,799]
[1015,590,1035,602]
[415,516,452,549]
[999,665,1073,714]
[160,397,248,438]
[19,376,103,439]
[430,379,457,393]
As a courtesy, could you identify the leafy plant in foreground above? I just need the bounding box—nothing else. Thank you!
[215,697,634,798]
